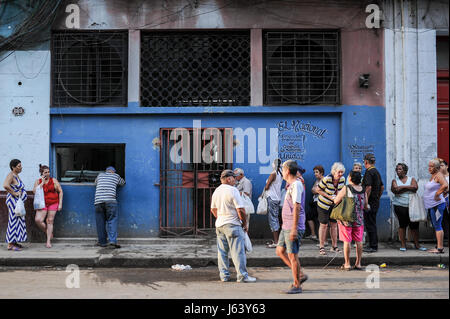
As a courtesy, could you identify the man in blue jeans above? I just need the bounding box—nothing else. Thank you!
[211,169,256,283]
[94,166,125,248]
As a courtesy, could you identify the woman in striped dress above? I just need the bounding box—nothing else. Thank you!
[3,159,27,251]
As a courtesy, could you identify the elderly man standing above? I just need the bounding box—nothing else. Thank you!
[234,168,253,229]
[211,169,256,283]
[94,166,125,248]
[234,168,252,198]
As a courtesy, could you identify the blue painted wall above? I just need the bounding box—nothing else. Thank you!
[50,105,388,239]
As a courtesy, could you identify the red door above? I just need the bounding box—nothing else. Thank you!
[437,69,449,162]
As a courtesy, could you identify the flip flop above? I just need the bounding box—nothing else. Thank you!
[399,247,406,252]
[340,264,351,271]
[319,247,327,255]
[7,246,21,251]
[353,265,363,270]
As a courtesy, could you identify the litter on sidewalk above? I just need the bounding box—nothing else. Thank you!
[171,264,192,271]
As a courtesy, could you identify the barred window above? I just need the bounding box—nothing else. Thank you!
[141,31,250,107]
[52,31,128,107]
[264,31,340,105]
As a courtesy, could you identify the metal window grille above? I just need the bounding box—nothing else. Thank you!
[141,32,250,107]
[52,31,128,107]
[264,31,340,105]
[160,128,233,236]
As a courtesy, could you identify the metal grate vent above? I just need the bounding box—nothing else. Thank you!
[265,31,339,105]
[52,31,128,107]
[141,32,250,107]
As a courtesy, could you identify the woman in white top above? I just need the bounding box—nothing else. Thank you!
[264,158,283,248]
[391,163,426,251]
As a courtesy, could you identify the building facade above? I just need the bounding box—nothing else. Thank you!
[0,0,448,240]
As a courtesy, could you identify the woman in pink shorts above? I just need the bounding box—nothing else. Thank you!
[333,170,366,270]
[32,165,63,248]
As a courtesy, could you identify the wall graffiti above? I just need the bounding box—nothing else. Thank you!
[348,138,375,161]
[277,120,328,162]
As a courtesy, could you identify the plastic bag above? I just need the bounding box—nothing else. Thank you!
[242,194,255,214]
[256,191,268,215]
[33,186,46,210]
[14,197,26,217]
[244,232,253,253]
[409,192,427,222]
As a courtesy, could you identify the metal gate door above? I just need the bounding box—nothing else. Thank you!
[160,128,233,236]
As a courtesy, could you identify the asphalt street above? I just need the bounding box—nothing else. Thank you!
[0,265,448,299]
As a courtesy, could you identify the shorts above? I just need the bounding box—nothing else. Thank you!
[317,205,337,225]
[393,205,419,230]
[428,203,446,232]
[40,203,58,212]
[277,229,304,254]
[338,222,364,243]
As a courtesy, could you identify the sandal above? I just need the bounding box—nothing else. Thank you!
[353,265,363,270]
[428,248,444,254]
[14,243,23,249]
[7,245,21,251]
[319,247,327,255]
[340,264,351,271]
[331,246,341,253]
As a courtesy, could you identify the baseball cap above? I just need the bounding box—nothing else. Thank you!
[221,169,237,179]
[106,166,116,173]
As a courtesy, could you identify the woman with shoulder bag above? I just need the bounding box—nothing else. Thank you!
[333,171,365,270]
[33,164,63,248]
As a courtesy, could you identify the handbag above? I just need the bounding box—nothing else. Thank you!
[242,194,255,214]
[33,185,46,210]
[256,190,268,215]
[14,196,26,217]
[244,231,253,253]
[408,192,427,222]
[330,187,356,223]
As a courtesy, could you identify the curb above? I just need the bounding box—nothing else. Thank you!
[1,255,447,268]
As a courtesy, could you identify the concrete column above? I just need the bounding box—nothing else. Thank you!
[128,29,140,106]
[250,29,263,106]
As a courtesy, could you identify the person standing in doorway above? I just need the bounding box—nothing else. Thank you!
[33,165,63,248]
[211,169,256,283]
[264,159,283,248]
[3,159,27,251]
[362,154,384,253]
[276,160,308,294]
[94,166,125,248]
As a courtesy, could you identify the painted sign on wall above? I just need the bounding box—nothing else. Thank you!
[277,120,328,162]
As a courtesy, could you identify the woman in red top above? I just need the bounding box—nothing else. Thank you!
[32,165,63,248]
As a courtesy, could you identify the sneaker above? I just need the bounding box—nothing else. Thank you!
[96,242,107,248]
[237,276,256,283]
[363,247,377,253]
[286,286,302,294]
[108,243,121,249]
[220,277,231,282]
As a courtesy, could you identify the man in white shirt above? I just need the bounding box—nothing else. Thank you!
[211,169,256,283]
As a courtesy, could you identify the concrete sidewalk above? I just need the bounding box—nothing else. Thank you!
[0,238,448,268]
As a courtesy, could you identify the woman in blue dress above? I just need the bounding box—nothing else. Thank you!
[3,159,27,251]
